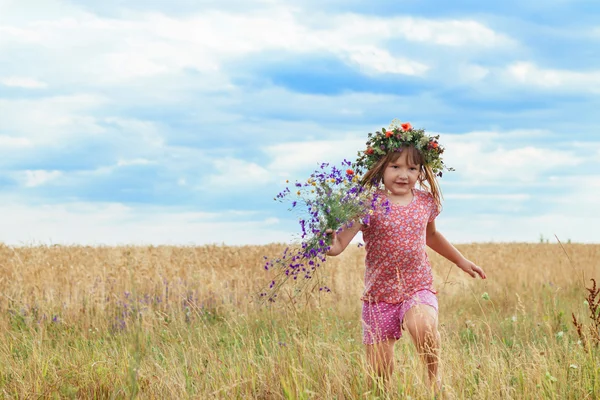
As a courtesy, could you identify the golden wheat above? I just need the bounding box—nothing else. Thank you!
[0,242,599,399]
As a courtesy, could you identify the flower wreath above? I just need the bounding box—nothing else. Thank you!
[353,119,454,177]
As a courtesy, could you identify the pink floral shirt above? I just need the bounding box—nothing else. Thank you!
[361,188,440,304]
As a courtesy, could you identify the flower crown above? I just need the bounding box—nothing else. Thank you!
[353,119,453,177]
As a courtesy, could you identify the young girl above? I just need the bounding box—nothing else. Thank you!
[326,121,486,393]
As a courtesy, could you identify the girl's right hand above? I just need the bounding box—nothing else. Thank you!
[325,228,339,256]
[324,223,362,256]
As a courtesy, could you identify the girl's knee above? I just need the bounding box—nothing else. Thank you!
[413,326,439,347]
[404,316,439,351]
[404,306,438,333]
[366,339,395,360]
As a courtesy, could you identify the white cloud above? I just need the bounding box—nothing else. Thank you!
[0,0,84,24]
[441,129,584,183]
[345,46,429,75]
[265,138,364,176]
[506,62,600,93]
[440,174,599,243]
[116,158,155,167]
[20,170,63,187]
[456,64,490,83]
[1,76,48,88]
[445,193,530,201]
[0,6,514,86]
[588,26,600,40]
[0,25,43,43]
[438,212,598,244]
[391,17,513,47]
[206,157,273,188]
[100,117,166,157]
[428,177,599,245]
[0,102,167,172]
[548,175,600,211]
[0,94,107,143]
[0,135,32,147]
[0,200,291,246]
[320,13,514,47]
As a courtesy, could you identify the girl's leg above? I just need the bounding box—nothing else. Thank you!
[403,305,442,391]
[365,338,396,380]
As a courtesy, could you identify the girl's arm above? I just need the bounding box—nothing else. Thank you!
[325,223,362,256]
[426,220,486,279]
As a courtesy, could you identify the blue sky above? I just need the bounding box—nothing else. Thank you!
[0,0,599,245]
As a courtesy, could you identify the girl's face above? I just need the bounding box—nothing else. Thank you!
[382,149,421,198]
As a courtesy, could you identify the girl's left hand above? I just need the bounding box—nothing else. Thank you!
[457,259,486,279]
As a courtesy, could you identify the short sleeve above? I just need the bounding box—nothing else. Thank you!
[428,193,440,223]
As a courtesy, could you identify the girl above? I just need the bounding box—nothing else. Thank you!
[326,122,486,394]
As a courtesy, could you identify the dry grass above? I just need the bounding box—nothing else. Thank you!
[0,242,599,399]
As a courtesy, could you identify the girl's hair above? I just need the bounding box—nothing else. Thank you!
[360,146,442,211]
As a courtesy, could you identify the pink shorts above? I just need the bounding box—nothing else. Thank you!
[362,290,438,345]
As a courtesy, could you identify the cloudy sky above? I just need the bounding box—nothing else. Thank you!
[0,0,598,246]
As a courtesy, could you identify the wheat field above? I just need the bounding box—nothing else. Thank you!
[0,242,599,399]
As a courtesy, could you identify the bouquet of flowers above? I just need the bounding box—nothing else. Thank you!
[260,160,387,303]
